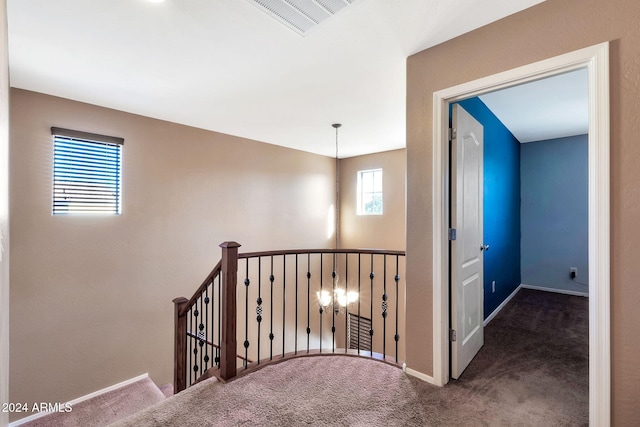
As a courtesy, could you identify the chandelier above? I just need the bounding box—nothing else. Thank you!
[317,288,359,314]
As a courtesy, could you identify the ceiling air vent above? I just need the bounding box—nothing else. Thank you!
[246,0,361,36]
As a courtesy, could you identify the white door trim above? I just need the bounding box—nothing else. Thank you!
[431,42,610,426]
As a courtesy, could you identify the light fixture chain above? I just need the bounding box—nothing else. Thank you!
[332,123,341,251]
[335,125,339,251]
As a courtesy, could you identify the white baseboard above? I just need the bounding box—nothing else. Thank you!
[483,285,522,326]
[521,283,588,297]
[9,373,150,426]
[404,367,435,384]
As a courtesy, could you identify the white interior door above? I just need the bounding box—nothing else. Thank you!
[451,104,484,379]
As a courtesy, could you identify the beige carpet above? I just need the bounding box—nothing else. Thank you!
[111,288,587,426]
[111,357,426,426]
[20,377,166,427]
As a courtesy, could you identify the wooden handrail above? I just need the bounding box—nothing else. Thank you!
[182,250,404,315]
[179,260,222,317]
[239,248,405,259]
[186,331,254,364]
[180,248,405,317]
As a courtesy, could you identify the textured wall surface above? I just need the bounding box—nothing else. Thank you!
[9,89,335,421]
[0,1,9,426]
[521,135,588,293]
[406,0,640,422]
[455,98,521,320]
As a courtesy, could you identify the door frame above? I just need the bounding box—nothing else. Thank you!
[431,42,610,425]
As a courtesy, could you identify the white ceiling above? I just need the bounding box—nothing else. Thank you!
[479,68,588,143]
[7,0,551,158]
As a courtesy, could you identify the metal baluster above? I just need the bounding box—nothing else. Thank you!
[204,285,210,371]
[358,253,361,355]
[194,305,200,381]
[212,281,215,364]
[189,307,194,386]
[319,253,323,353]
[217,274,221,368]
[209,277,216,367]
[369,254,375,358]
[295,254,299,355]
[187,308,191,386]
[257,258,262,365]
[244,259,250,369]
[269,256,274,360]
[345,253,348,353]
[184,306,188,388]
[331,254,336,353]
[306,253,311,353]
[395,256,400,363]
[383,254,387,359]
[199,295,203,377]
[282,255,286,357]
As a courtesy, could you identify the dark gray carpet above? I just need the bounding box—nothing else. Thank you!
[408,287,589,426]
[112,288,588,426]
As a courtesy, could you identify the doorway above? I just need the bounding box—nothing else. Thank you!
[449,67,590,377]
[432,43,610,424]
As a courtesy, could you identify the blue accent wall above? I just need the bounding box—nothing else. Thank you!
[520,135,588,293]
[454,98,521,320]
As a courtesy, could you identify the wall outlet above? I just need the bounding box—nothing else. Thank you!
[570,267,577,279]
[491,280,496,293]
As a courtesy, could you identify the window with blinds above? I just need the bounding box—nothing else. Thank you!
[51,127,124,215]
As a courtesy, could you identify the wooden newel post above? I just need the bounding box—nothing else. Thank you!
[220,241,241,381]
[173,296,189,393]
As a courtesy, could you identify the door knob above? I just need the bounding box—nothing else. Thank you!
[480,244,489,251]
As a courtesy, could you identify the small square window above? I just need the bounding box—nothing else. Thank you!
[357,168,383,215]
[51,127,123,215]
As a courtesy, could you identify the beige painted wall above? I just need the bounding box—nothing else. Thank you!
[0,0,9,426]
[339,149,406,250]
[406,0,640,423]
[9,89,335,420]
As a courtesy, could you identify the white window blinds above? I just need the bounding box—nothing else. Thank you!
[51,127,123,215]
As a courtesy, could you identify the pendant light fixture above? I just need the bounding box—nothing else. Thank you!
[332,123,341,251]
[317,123,358,314]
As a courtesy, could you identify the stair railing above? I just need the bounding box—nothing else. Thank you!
[173,241,406,393]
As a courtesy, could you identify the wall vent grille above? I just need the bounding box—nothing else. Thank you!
[246,0,360,36]
[347,312,372,351]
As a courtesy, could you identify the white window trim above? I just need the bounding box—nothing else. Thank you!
[51,127,124,215]
[357,168,383,216]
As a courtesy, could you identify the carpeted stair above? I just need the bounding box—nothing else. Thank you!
[19,377,169,427]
